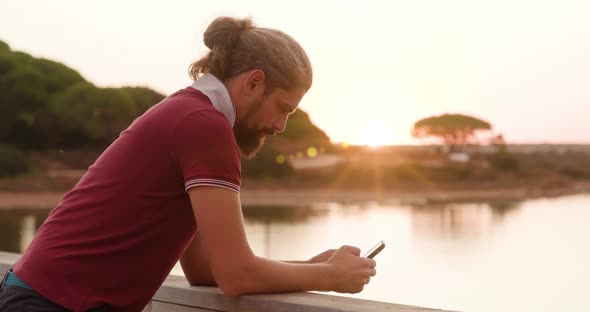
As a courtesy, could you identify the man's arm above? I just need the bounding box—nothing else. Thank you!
[282,249,338,265]
[180,234,335,285]
[180,230,217,286]
[185,186,376,297]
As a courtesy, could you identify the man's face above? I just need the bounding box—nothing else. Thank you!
[234,87,306,159]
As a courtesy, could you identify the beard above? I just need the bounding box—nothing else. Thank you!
[233,97,275,159]
[233,122,268,159]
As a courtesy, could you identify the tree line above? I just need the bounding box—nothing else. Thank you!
[0,39,331,178]
[0,40,165,149]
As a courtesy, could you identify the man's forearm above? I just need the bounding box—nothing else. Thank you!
[230,256,333,296]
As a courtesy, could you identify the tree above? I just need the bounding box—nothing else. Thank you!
[411,114,492,151]
[264,109,331,153]
[49,82,136,146]
[0,42,86,148]
[121,86,165,115]
[0,40,9,51]
[0,144,29,177]
[0,40,166,148]
[0,64,52,147]
[241,145,294,179]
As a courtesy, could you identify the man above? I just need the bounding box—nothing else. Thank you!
[0,17,377,311]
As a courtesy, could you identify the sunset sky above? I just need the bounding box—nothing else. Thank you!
[2,0,589,145]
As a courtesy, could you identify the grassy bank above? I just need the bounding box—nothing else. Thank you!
[1,147,590,208]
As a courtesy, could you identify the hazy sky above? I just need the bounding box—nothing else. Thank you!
[1,0,589,145]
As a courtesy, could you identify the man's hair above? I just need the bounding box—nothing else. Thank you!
[189,17,313,92]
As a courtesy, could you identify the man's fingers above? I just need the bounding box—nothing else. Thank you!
[340,245,361,256]
[364,258,376,268]
[363,268,376,279]
[368,268,377,277]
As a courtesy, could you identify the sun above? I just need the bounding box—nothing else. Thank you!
[351,121,393,147]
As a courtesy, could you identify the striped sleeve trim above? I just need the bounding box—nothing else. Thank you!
[185,178,240,193]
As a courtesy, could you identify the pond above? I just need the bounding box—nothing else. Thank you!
[1,193,589,312]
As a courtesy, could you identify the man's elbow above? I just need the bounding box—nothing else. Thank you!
[212,260,258,297]
[218,283,242,298]
[216,272,252,297]
[186,276,217,287]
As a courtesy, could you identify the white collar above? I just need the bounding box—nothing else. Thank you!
[190,73,236,127]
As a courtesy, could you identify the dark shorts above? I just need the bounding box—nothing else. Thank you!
[0,269,70,311]
[0,270,109,312]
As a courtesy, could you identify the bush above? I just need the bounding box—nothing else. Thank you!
[242,146,294,179]
[121,86,165,115]
[560,167,590,179]
[490,151,519,171]
[0,144,29,177]
[386,164,424,182]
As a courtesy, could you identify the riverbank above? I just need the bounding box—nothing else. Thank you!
[3,146,590,208]
[2,181,589,209]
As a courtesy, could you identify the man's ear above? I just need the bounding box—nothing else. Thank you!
[244,69,266,96]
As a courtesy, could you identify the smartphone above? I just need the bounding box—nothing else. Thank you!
[363,241,385,259]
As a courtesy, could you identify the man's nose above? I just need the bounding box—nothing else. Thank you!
[273,118,287,134]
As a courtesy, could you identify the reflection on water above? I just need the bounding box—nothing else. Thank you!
[1,194,589,312]
[409,200,521,240]
[242,205,326,223]
[0,201,523,254]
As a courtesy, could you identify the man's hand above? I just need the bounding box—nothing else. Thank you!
[309,249,337,264]
[326,245,377,294]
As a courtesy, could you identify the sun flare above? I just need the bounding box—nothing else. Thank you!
[348,121,393,147]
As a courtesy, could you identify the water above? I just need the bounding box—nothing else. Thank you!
[1,193,589,312]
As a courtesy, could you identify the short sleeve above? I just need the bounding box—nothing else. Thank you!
[171,110,241,193]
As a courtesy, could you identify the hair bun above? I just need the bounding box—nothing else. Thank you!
[203,17,255,50]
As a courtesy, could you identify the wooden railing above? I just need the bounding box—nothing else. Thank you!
[0,252,455,311]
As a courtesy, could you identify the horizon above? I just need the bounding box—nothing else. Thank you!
[1,0,589,146]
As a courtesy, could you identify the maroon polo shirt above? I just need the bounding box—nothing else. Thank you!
[13,78,241,311]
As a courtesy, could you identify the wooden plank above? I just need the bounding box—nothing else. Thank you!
[0,252,456,312]
[0,251,21,268]
[143,301,220,312]
[154,275,453,312]
[0,252,20,275]
[152,277,235,312]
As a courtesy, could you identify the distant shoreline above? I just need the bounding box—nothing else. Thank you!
[240,182,590,206]
[1,182,589,209]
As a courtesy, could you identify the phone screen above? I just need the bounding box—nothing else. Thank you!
[363,241,385,259]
